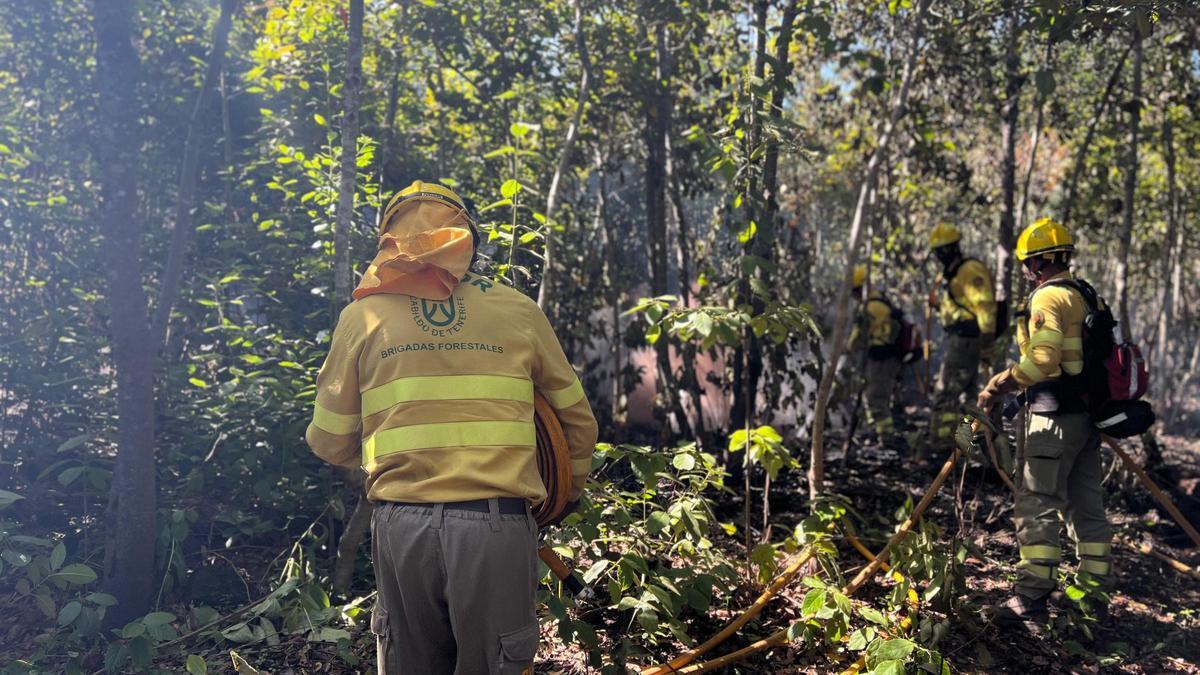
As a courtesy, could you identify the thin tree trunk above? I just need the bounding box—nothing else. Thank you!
[1154,113,1178,381]
[1114,33,1141,341]
[1060,45,1131,226]
[1017,44,1052,233]
[93,0,157,626]
[537,0,592,314]
[596,149,622,425]
[995,0,1021,316]
[730,0,770,434]
[150,0,238,348]
[331,0,368,596]
[334,0,363,310]
[808,0,930,500]
[220,70,235,220]
[642,17,691,439]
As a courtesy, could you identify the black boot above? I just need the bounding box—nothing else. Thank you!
[987,593,1049,627]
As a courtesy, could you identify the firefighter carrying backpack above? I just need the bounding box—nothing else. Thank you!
[870,297,923,364]
[1043,278,1154,438]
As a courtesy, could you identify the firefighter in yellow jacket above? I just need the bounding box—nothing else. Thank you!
[305,181,599,674]
[977,217,1111,626]
[848,265,905,450]
[928,224,997,451]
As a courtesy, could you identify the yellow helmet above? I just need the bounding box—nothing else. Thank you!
[929,223,961,249]
[852,265,867,289]
[1016,217,1074,261]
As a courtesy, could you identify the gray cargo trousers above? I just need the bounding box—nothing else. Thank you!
[371,499,539,675]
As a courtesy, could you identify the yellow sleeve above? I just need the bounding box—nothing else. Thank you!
[960,260,997,336]
[1008,288,1066,387]
[529,303,598,501]
[305,306,363,469]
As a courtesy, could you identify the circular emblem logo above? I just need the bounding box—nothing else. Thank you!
[421,299,457,327]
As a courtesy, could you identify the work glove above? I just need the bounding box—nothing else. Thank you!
[954,417,982,461]
[976,369,1017,412]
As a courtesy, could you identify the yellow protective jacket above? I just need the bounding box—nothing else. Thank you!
[1009,272,1087,388]
[939,257,997,337]
[305,193,597,505]
[849,293,898,352]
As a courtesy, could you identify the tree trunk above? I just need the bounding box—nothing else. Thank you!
[1017,44,1052,233]
[595,149,623,425]
[93,0,157,626]
[1154,113,1178,382]
[808,0,930,500]
[730,0,770,435]
[1060,45,1130,226]
[643,17,691,439]
[151,0,238,348]
[334,0,363,310]
[995,0,1021,315]
[331,0,369,596]
[537,0,592,315]
[1114,32,1141,341]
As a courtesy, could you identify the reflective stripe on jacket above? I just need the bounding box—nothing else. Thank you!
[1010,272,1087,387]
[305,273,599,504]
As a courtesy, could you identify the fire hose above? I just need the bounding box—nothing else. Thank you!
[533,392,591,600]
[961,408,1200,580]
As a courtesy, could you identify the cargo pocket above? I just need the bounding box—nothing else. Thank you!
[496,622,538,675]
[1022,420,1064,496]
[371,607,396,675]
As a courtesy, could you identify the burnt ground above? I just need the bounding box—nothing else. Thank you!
[529,421,1200,675]
[3,421,1196,674]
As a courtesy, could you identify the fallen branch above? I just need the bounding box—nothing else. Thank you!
[1105,436,1200,548]
[1117,536,1200,581]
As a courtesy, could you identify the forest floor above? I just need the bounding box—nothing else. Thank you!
[527,410,1200,674]
[4,411,1197,674]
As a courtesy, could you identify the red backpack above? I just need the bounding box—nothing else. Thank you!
[1105,342,1148,401]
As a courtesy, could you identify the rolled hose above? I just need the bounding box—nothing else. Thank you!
[532,392,590,598]
[533,392,573,528]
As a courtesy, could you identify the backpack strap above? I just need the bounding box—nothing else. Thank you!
[1038,277,1098,314]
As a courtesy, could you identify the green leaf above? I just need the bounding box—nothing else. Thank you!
[860,607,888,625]
[500,179,522,199]
[672,453,696,471]
[56,434,89,453]
[186,655,208,675]
[871,660,906,675]
[510,122,539,137]
[143,611,176,627]
[801,588,825,616]
[58,563,98,585]
[188,378,207,388]
[2,549,31,567]
[313,113,327,126]
[88,592,118,607]
[50,543,66,571]
[872,638,916,661]
[58,600,82,626]
[1065,585,1086,601]
[0,489,24,507]
[646,511,671,535]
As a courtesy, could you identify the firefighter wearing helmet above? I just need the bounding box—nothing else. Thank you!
[978,217,1113,626]
[927,223,998,455]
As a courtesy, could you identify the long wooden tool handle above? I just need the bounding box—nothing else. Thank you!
[1105,437,1200,548]
[538,545,585,595]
